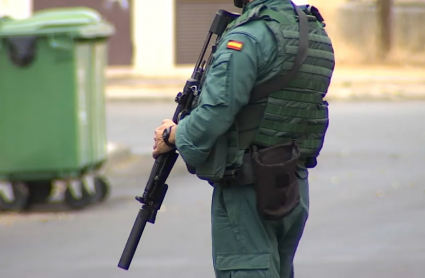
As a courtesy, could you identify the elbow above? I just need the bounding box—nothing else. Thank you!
[175,132,209,166]
[177,145,209,167]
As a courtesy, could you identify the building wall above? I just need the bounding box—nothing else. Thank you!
[0,0,32,19]
[133,0,192,78]
[334,1,425,65]
[309,0,425,65]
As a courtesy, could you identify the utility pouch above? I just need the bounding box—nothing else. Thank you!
[251,141,301,220]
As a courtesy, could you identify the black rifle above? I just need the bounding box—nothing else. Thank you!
[118,9,239,271]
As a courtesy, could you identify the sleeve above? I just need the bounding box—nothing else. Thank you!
[174,32,263,167]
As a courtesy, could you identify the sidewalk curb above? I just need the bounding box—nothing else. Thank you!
[105,68,425,102]
[105,86,425,102]
[106,142,132,166]
[105,65,425,102]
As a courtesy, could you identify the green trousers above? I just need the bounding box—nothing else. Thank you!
[211,168,309,278]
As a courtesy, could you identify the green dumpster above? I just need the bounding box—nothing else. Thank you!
[0,7,115,211]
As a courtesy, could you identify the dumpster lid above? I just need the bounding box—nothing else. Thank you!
[0,7,115,38]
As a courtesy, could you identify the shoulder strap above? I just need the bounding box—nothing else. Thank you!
[250,5,310,102]
[260,9,290,24]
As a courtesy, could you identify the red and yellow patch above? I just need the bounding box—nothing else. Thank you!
[227,40,244,51]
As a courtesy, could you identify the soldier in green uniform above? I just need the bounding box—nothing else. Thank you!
[153,0,335,277]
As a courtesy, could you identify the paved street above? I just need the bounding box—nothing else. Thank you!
[1,100,424,278]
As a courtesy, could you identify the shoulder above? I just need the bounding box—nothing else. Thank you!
[227,19,275,51]
[214,19,276,66]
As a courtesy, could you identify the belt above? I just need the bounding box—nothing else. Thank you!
[218,149,313,188]
[220,153,255,187]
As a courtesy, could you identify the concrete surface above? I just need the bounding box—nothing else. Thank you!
[1,101,424,278]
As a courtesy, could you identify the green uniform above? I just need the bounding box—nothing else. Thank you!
[175,0,335,277]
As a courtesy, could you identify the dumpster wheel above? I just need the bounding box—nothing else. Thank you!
[26,180,53,205]
[93,176,110,203]
[64,180,91,210]
[0,182,29,212]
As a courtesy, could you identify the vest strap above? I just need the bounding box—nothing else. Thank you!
[266,104,328,118]
[261,119,327,133]
[270,90,322,103]
[254,134,323,151]
[259,9,289,23]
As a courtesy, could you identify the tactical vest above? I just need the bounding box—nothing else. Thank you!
[227,4,334,167]
[194,4,335,181]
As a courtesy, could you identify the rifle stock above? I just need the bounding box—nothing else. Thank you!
[118,9,240,271]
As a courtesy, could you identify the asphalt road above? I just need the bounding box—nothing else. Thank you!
[1,100,424,278]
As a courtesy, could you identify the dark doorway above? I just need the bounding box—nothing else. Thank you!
[175,0,239,64]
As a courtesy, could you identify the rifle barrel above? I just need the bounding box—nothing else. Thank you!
[118,209,150,270]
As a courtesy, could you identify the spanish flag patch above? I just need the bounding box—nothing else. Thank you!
[227,40,244,51]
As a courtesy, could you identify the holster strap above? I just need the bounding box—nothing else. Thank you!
[220,153,255,187]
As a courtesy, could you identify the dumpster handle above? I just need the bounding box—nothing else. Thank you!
[48,34,74,50]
